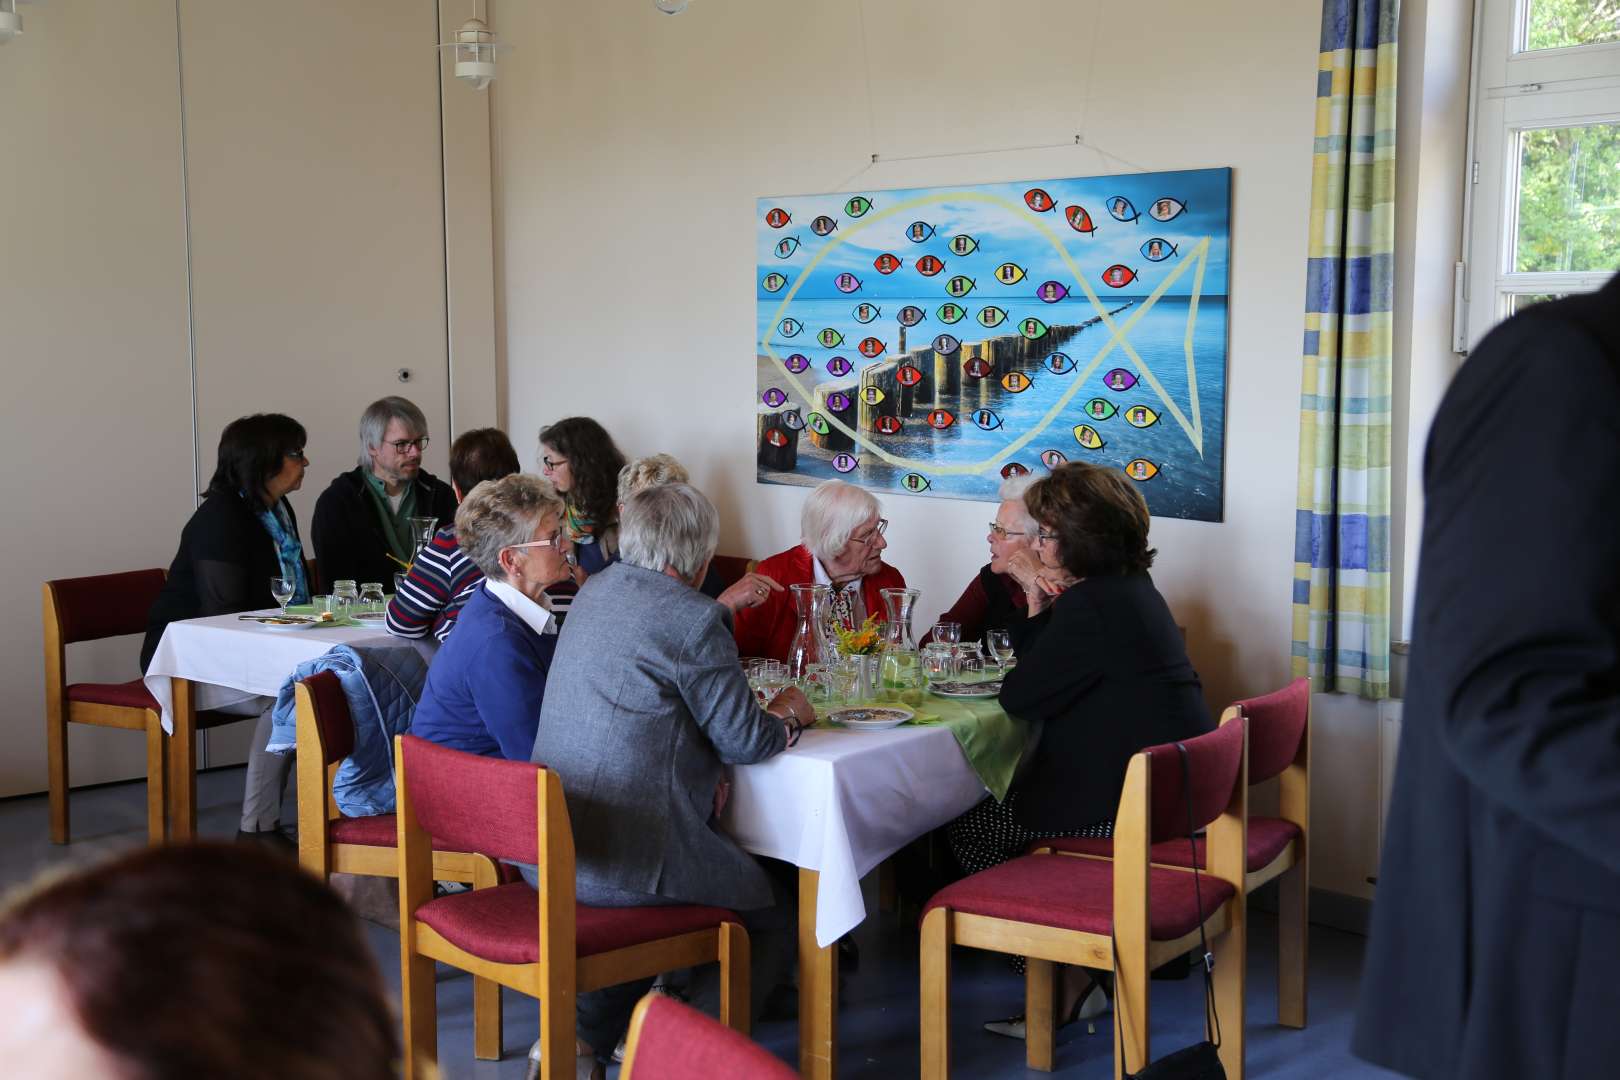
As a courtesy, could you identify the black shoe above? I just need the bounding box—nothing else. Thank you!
[837,935,860,973]
[236,828,296,855]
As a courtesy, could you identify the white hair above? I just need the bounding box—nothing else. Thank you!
[616,453,689,505]
[997,473,1037,530]
[619,482,719,582]
[801,480,880,565]
[454,474,565,580]
[356,396,427,468]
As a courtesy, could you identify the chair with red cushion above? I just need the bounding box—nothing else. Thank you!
[920,719,1248,1079]
[619,991,794,1079]
[395,734,751,1079]
[1034,678,1311,1027]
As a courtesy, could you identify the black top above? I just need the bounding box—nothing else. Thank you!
[999,572,1209,832]
[309,465,455,593]
[1353,275,1620,1079]
[141,491,297,671]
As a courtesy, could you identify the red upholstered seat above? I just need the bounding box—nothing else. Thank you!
[328,813,399,847]
[1037,816,1302,874]
[623,993,795,1079]
[415,882,741,965]
[923,852,1235,942]
[65,679,159,711]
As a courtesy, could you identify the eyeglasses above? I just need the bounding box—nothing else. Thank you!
[285,450,308,464]
[1032,529,1060,545]
[541,456,569,471]
[387,437,429,453]
[503,535,562,554]
[851,518,889,546]
[987,522,1027,539]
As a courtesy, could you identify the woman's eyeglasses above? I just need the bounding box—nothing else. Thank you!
[542,456,569,470]
[851,518,889,546]
[987,522,1026,539]
[1032,529,1060,545]
[285,450,308,464]
[504,536,561,553]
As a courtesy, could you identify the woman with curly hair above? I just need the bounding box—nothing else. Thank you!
[539,417,627,577]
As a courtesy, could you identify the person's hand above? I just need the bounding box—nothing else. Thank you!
[767,685,815,728]
[719,572,784,615]
[1006,550,1077,610]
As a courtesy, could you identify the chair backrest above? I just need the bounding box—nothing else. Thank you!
[1238,677,1310,784]
[45,568,166,645]
[397,734,545,865]
[298,671,354,766]
[621,992,796,1080]
[1143,718,1246,844]
[707,555,755,592]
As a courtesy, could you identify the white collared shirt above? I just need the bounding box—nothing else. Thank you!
[811,553,865,626]
[484,579,558,637]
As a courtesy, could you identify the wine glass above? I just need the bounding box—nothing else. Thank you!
[759,661,789,706]
[931,621,961,675]
[269,576,294,614]
[986,629,1014,674]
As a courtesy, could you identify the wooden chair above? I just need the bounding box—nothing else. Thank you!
[920,719,1248,1079]
[395,734,751,1079]
[1037,679,1311,1027]
[620,991,795,1079]
[43,569,169,844]
[708,555,755,593]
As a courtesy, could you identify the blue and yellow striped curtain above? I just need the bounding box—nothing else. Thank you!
[1291,0,1397,700]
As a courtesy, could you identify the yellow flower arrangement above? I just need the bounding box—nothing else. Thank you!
[833,612,886,656]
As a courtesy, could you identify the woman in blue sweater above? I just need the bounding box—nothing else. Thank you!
[410,474,572,759]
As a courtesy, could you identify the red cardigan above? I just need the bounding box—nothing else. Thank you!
[732,544,906,662]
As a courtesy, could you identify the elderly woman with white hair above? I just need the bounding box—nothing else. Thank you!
[920,473,1039,647]
[530,483,813,1075]
[410,474,572,761]
[733,479,906,661]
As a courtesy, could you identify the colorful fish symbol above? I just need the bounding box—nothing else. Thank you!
[845,195,873,217]
[915,255,945,277]
[896,364,923,387]
[765,207,792,229]
[932,333,961,355]
[1073,424,1106,450]
[873,253,903,275]
[977,306,1008,328]
[897,305,926,327]
[973,409,1004,431]
[906,221,936,243]
[949,234,979,256]
[875,415,903,435]
[834,272,862,294]
[1040,449,1067,470]
[945,276,975,298]
[762,272,787,293]
[811,215,839,237]
[1124,404,1161,429]
[778,317,803,337]
[853,303,882,324]
[807,412,832,436]
[963,358,992,379]
[1045,352,1075,374]
[1107,196,1141,223]
[901,472,931,492]
[1019,317,1049,340]
[926,409,956,430]
[1036,280,1070,303]
[937,302,966,324]
[826,356,853,377]
[1104,367,1138,391]
[1065,205,1098,234]
[781,410,805,431]
[826,391,853,412]
[1001,371,1032,394]
[1140,238,1178,262]
[1024,188,1055,212]
[857,336,886,359]
[765,428,789,447]
[775,236,800,259]
[761,387,788,408]
[1126,458,1161,481]
[861,385,886,405]
[1000,462,1030,479]
[1084,397,1118,420]
[832,452,860,473]
[993,262,1026,285]
[1101,264,1137,289]
[784,353,811,374]
[1148,197,1187,222]
[818,327,844,347]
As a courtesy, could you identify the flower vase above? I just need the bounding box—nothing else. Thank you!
[853,654,881,703]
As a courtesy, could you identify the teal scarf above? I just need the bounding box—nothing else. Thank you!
[255,498,310,604]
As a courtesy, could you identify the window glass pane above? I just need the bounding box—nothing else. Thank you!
[1523,1,1620,51]
[1513,122,1620,272]
[1506,292,1568,314]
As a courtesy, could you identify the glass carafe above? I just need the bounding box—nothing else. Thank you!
[788,583,832,682]
[878,587,923,690]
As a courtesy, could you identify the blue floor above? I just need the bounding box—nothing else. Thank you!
[3,768,1401,1078]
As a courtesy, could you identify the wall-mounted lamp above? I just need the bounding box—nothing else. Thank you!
[437,1,503,91]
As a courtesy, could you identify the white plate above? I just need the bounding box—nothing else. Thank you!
[828,706,913,730]
[928,680,1002,699]
[350,611,387,624]
[249,615,322,632]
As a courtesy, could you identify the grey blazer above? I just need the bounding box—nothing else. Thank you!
[531,561,787,910]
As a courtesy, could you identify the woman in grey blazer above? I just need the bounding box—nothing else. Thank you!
[530,482,813,1075]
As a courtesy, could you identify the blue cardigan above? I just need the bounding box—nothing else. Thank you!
[411,583,557,760]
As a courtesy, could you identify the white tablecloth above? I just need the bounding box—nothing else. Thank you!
[142,611,404,734]
[721,723,988,947]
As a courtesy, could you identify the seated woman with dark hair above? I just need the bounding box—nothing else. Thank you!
[410,474,573,760]
[539,416,627,577]
[142,413,311,846]
[949,462,1211,1039]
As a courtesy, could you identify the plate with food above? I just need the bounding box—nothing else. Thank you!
[350,611,388,624]
[239,613,322,631]
[928,680,1002,699]
[827,705,913,731]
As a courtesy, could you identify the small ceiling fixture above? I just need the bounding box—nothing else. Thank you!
[654,0,691,14]
[0,0,43,46]
[437,1,502,91]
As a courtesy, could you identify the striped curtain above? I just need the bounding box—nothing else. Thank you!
[1290,0,1397,700]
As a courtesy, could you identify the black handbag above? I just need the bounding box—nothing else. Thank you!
[1117,741,1227,1080]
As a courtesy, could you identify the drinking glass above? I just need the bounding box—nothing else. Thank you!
[269,576,294,614]
[986,629,1015,673]
[931,622,962,675]
[823,657,858,706]
[958,656,986,678]
[359,582,385,614]
[921,643,953,684]
[957,642,984,670]
[759,661,789,705]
